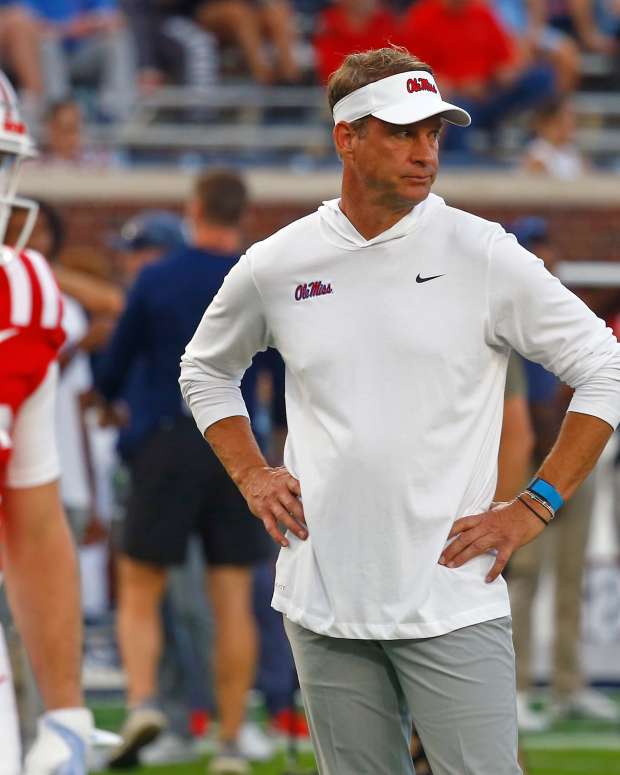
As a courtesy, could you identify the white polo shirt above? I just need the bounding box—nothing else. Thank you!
[180,193,620,640]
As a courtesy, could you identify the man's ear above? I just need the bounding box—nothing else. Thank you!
[333,122,356,160]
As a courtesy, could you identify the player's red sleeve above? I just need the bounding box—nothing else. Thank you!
[0,250,65,488]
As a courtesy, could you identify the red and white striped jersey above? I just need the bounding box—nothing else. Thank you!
[0,249,65,485]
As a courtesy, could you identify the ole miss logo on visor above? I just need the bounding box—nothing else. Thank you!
[406,77,437,95]
[294,280,333,301]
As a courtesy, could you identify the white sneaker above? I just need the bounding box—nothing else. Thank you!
[237,721,276,762]
[140,732,199,765]
[553,688,620,722]
[107,705,166,768]
[23,708,94,775]
[209,741,250,774]
[516,692,551,733]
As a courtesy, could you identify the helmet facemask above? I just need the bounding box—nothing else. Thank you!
[0,153,38,257]
[0,71,38,262]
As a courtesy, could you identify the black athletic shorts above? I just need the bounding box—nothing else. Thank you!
[123,416,272,567]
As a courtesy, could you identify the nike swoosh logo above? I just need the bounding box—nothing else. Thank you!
[416,273,445,284]
[0,328,17,343]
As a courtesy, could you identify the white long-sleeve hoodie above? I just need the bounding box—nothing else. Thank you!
[180,193,620,640]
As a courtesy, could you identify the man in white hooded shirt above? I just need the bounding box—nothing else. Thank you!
[180,47,620,775]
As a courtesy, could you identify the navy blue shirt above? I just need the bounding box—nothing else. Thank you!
[522,357,558,404]
[96,246,258,459]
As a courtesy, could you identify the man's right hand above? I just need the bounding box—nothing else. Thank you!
[238,466,306,547]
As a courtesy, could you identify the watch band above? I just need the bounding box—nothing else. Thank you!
[527,476,564,512]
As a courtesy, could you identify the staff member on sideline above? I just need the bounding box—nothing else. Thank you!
[97,170,271,774]
[180,47,620,775]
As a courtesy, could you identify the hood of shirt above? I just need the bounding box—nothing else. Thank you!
[317,193,443,251]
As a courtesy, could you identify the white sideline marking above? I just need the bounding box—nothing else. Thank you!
[522,733,620,751]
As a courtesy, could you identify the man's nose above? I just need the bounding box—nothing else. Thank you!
[409,137,436,165]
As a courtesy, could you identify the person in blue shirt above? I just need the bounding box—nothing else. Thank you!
[28,0,136,121]
[97,169,271,774]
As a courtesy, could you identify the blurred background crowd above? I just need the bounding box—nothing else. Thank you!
[0,0,618,169]
[0,1,619,772]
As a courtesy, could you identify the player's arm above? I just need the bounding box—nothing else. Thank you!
[180,254,306,546]
[441,231,620,580]
[53,264,124,317]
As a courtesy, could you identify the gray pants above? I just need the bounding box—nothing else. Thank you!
[158,538,214,736]
[284,616,521,775]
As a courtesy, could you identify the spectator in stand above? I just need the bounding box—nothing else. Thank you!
[36,99,118,167]
[492,0,580,92]
[313,0,399,84]
[547,0,619,55]
[0,3,44,126]
[121,0,218,93]
[507,216,620,731]
[403,0,556,153]
[521,96,588,177]
[29,0,136,122]
[194,0,301,84]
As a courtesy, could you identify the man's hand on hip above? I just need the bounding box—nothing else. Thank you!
[239,466,307,547]
[438,500,546,582]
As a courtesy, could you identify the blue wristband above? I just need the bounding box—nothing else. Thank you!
[527,477,564,512]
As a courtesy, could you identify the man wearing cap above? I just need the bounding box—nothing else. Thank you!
[112,209,188,287]
[180,47,620,774]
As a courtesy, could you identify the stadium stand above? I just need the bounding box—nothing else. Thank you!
[0,0,615,167]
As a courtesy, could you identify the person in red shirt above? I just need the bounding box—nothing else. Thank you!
[403,0,556,152]
[0,70,94,774]
[313,0,400,84]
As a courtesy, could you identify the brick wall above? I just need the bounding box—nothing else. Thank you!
[54,200,620,317]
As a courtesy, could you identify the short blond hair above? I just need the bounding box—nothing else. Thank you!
[327,46,434,112]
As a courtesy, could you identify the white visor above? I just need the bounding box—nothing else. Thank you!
[332,70,471,128]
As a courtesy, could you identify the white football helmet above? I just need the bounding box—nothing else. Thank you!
[0,70,38,257]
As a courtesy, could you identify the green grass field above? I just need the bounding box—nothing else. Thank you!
[93,751,620,775]
[92,701,620,775]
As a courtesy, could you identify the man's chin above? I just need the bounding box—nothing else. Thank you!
[398,181,432,207]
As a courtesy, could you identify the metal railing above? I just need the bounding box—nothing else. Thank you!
[86,83,620,160]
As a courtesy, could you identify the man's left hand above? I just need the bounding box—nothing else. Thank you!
[438,499,547,583]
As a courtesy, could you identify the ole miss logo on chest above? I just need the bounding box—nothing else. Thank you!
[294,280,333,301]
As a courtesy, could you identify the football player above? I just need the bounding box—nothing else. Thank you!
[0,70,93,775]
